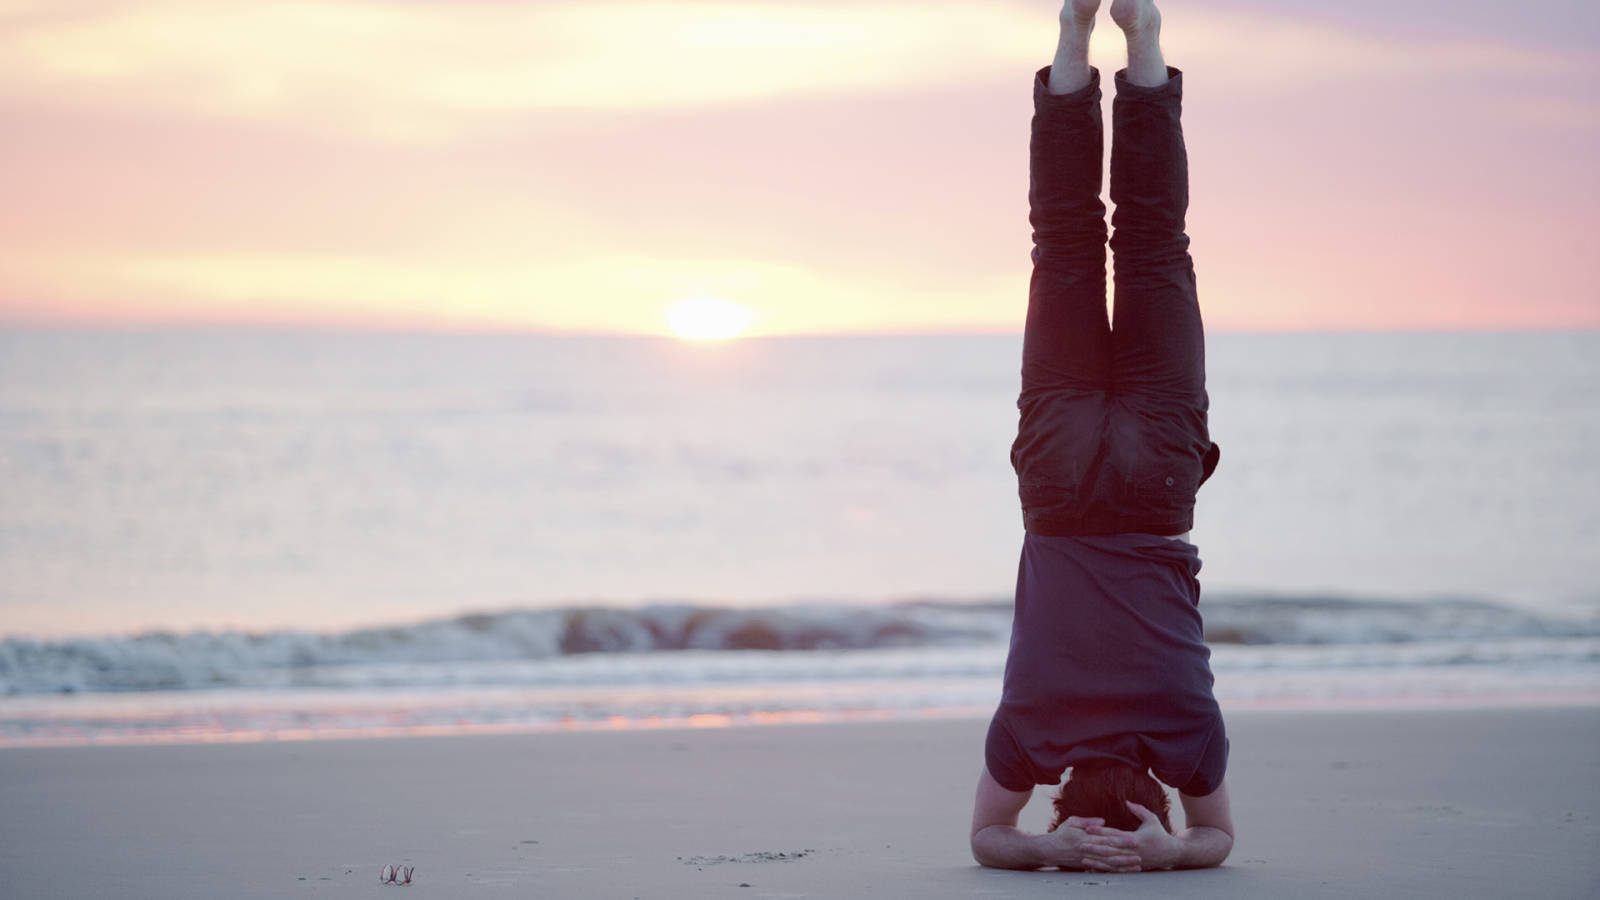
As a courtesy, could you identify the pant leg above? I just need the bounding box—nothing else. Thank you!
[1108,65,1206,404]
[1020,65,1112,402]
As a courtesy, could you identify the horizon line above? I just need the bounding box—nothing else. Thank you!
[3,318,1597,339]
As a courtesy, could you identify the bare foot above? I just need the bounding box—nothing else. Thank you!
[1064,0,1101,29]
[1110,0,1160,36]
[1113,0,1167,85]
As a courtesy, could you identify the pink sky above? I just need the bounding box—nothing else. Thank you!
[0,0,1596,335]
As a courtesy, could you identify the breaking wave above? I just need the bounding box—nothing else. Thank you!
[2,593,1597,695]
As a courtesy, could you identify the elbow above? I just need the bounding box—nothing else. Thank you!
[968,827,1012,870]
[1174,826,1233,870]
[1203,828,1235,869]
[969,829,994,868]
[1212,832,1234,868]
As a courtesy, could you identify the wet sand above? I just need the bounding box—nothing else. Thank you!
[1,705,1596,898]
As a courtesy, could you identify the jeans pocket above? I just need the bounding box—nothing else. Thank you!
[1131,470,1198,508]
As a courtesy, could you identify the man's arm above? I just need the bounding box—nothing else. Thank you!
[1170,781,1235,868]
[969,768,1121,870]
[1079,779,1235,872]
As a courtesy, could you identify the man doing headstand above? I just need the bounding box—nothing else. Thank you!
[969,0,1235,873]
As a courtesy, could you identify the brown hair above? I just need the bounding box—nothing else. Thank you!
[1047,762,1173,833]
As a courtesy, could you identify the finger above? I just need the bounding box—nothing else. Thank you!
[1080,840,1121,853]
[1064,816,1105,830]
[1082,848,1142,866]
[1080,858,1116,872]
[1085,834,1140,850]
[1085,846,1140,861]
[1081,840,1137,854]
[1125,800,1160,826]
[1083,858,1139,874]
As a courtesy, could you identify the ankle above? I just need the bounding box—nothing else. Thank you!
[1125,14,1160,42]
[1060,12,1096,40]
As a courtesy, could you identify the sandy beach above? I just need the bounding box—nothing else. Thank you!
[1,704,1596,899]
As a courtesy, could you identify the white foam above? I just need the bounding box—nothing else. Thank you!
[1,595,1597,695]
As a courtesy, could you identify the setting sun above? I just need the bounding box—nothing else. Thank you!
[665,297,755,340]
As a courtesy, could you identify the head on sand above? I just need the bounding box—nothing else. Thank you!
[1047,762,1173,833]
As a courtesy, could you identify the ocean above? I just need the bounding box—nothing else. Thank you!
[1,329,1597,745]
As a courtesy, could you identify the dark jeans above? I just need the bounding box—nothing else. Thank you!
[1010,65,1220,537]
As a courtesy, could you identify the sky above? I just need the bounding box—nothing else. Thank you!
[0,0,1596,336]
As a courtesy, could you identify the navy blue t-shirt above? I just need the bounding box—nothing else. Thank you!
[985,531,1228,795]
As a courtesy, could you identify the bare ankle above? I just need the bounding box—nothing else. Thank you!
[1051,8,1096,94]
[1060,12,1096,39]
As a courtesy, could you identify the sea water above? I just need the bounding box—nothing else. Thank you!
[1,329,1596,744]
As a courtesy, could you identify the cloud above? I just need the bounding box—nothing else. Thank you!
[0,1,1590,143]
[1510,95,1600,129]
[1178,12,1589,83]
[2,2,1595,333]
[0,1,1035,142]
[1,249,1016,334]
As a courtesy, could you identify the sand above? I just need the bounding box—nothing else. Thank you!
[1,705,1597,899]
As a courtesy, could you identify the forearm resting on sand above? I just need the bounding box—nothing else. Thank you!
[971,819,1105,871]
[1080,818,1233,872]
[1169,825,1233,868]
[1081,788,1236,872]
[970,769,1108,870]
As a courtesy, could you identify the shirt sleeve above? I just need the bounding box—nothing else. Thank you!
[1199,441,1221,487]
[1178,720,1229,796]
[984,713,1039,793]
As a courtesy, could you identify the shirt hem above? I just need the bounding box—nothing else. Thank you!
[1024,511,1194,537]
